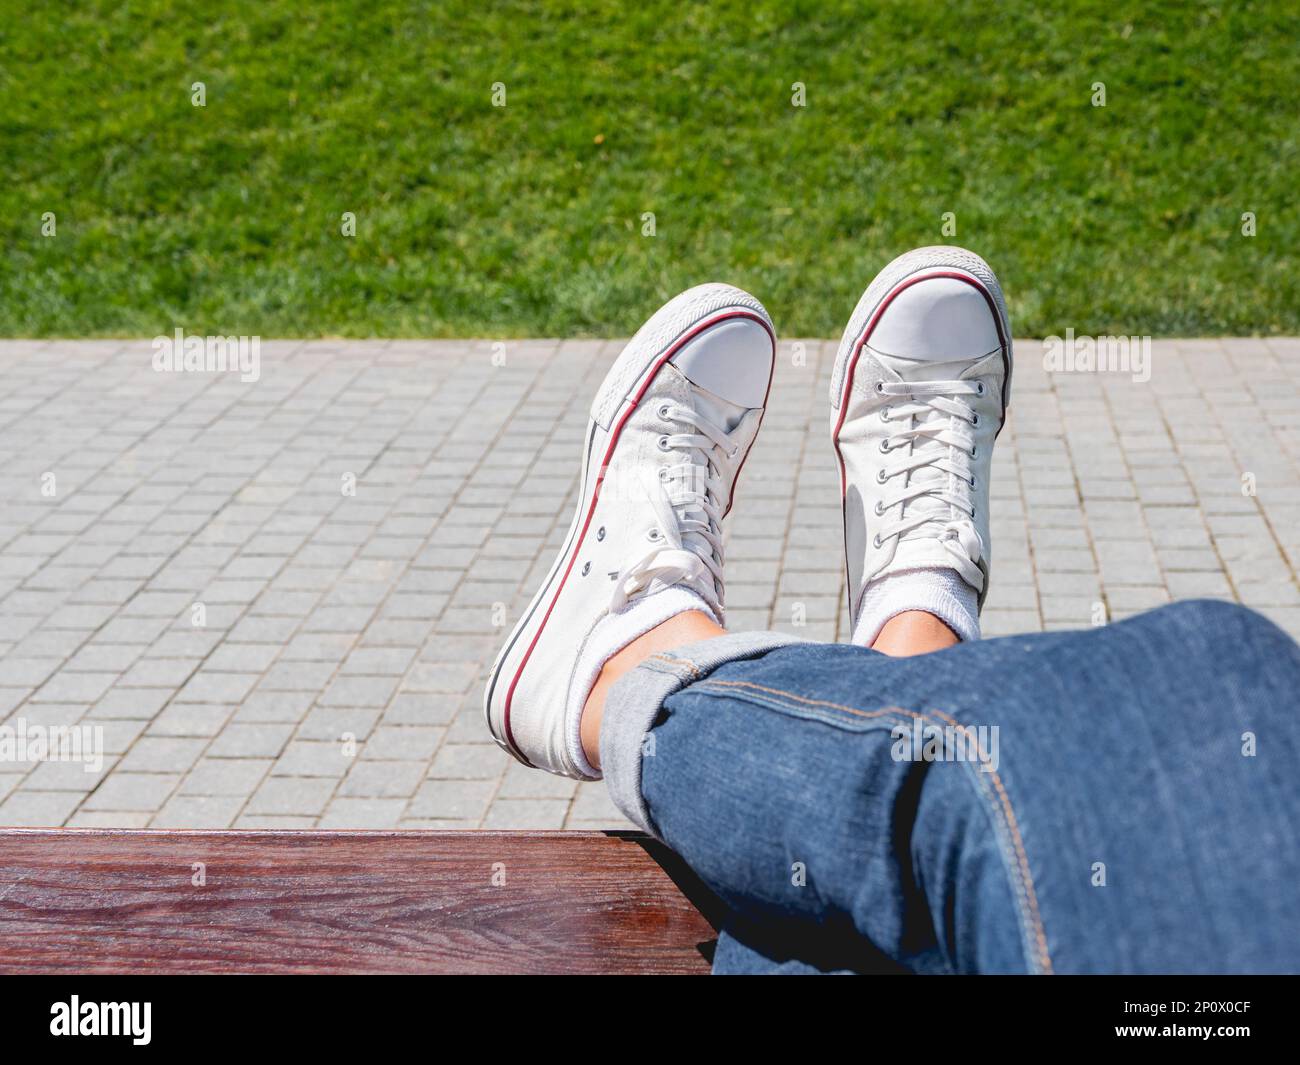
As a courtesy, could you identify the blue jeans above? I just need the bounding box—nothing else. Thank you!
[600,600,1300,974]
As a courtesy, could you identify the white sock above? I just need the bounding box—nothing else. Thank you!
[565,586,716,777]
[851,568,980,647]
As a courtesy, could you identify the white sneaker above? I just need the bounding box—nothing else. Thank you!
[829,246,1012,627]
[485,284,776,778]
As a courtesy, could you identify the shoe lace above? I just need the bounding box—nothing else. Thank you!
[875,378,984,588]
[607,405,738,618]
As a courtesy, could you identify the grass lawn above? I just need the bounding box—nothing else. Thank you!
[2,0,1297,338]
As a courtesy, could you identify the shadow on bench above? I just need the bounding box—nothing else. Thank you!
[0,829,725,974]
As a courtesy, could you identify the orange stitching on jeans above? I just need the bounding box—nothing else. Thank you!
[696,677,1053,974]
[644,652,702,679]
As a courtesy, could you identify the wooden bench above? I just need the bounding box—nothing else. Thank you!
[0,829,722,974]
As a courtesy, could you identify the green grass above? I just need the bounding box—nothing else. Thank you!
[2,0,1297,337]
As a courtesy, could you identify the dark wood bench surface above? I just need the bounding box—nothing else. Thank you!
[0,829,722,974]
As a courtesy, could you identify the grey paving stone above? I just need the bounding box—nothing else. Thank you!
[81,773,181,812]
[148,703,236,737]
[117,737,208,774]
[203,644,283,673]
[296,706,381,742]
[235,814,319,829]
[32,672,116,704]
[21,757,117,791]
[119,658,199,688]
[429,744,508,780]
[257,660,339,692]
[567,782,630,825]
[319,797,408,829]
[360,725,445,761]
[175,671,259,703]
[0,658,61,687]
[483,798,569,829]
[405,778,496,821]
[0,790,87,826]
[179,758,273,796]
[981,610,1043,636]
[66,810,154,829]
[234,690,316,722]
[317,675,399,708]
[399,817,481,830]
[1104,586,1172,612]
[402,661,480,693]
[95,719,151,755]
[151,794,246,829]
[272,741,354,778]
[382,693,461,726]
[497,761,579,800]
[64,643,148,674]
[246,776,338,816]
[337,760,426,798]
[340,647,417,675]
[206,723,294,758]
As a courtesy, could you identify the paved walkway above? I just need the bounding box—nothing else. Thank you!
[0,337,1298,829]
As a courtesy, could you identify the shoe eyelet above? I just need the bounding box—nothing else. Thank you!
[647,528,661,542]
[976,382,986,395]
[876,469,889,484]
[658,467,670,482]
[657,435,670,451]
[875,381,885,394]
[873,533,883,549]
[970,506,977,519]
[970,446,977,458]
[879,406,890,422]
[971,413,980,426]
[581,561,591,576]
[873,501,885,516]
[596,526,606,541]
[969,475,977,488]
[879,439,891,453]
[658,404,672,419]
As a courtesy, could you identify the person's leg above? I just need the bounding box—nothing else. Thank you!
[599,598,1300,973]
[579,608,949,770]
[581,610,722,767]
[870,609,959,656]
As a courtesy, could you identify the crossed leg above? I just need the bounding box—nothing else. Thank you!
[581,610,958,769]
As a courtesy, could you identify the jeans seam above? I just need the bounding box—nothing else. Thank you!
[692,677,1054,975]
[644,652,703,681]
